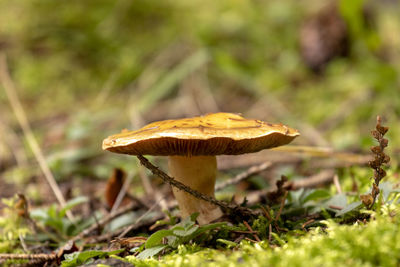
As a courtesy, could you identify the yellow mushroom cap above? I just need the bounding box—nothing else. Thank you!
[102,112,300,156]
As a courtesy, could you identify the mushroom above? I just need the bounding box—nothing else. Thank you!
[102,112,299,224]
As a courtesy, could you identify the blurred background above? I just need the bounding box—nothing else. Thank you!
[0,0,399,206]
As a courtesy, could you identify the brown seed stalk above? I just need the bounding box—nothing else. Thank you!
[360,116,390,208]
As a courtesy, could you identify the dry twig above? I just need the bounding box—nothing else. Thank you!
[118,198,164,238]
[215,162,272,191]
[71,200,141,242]
[89,213,165,243]
[137,155,258,217]
[275,191,288,221]
[0,253,56,266]
[289,169,335,190]
[218,146,371,170]
[301,219,315,230]
[333,174,342,194]
[110,173,134,214]
[243,170,336,206]
[0,54,73,221]
[243,221,261,242]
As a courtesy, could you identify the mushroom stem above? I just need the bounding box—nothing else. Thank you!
[168,155,223,225]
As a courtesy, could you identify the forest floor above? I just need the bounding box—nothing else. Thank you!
[1,0,400,266]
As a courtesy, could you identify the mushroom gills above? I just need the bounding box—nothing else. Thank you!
[168,155,223,225]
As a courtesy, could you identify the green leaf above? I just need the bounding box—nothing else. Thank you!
[183,222,226,241]
[30,209,50,221]
[301,190,331,204]
[167,235,179,248]
[189,213,200,223]
[59,196,89,218]
[335,201,363,217]
[183,225,199,236]
[323,194,348,210]
[61,249,124,267]
[178,215,196,229]
[171,226,187,237]
[145,229,173,248]
[48,204,58,218]
[379,182,400,202]
[195,222,226,234]
[172,225,199,237]
[136,245,167,260]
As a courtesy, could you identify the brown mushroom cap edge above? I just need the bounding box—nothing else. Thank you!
[102,112,300,156]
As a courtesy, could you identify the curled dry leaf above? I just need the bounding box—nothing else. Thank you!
[104,168,131,209]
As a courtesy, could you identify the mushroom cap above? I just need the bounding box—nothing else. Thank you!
[102,112,300,156]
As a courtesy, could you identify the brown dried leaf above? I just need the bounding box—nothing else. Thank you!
[360,194,373,206]
[375,168,386,178]
[370,146,382,154]
[383,154,390,164]
[380,138,388,148]
[371,130,380,140]
[368,159,379,169]
[15,193,29,218]
[376,125,389,135]
[105,168,126,209]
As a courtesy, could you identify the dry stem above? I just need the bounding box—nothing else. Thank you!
[361,115,390,208]
[71,200,140,242]
[215,162,272,191]
[0,253,56,266]
[110,172,133,214]
[0,53,73,221]
[137,155,257,217]
[90,213,165,243]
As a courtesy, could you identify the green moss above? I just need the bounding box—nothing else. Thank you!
[0,196,30,253]
[121,206,400,267]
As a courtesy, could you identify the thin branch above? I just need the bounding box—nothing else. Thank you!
[333,174,342,194]
[110,173,133,214]
[137,155,227,209]
[118,197,164,238]
[301,219,315,230]
[289,169,335,190]
[138,163,155,196]
[243,221,261,242]
[162,162,274,210]
[218,146,371,170]
[137,155,257,217]
[243,170,336,206]
[0,253,56,261]
[0,53,73,221]
[89,213,165,243]
[0,118,28,168]
[18,234,29,253]
[275,191,288,221]
[215,162,272,191]
[71,200,140,242]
